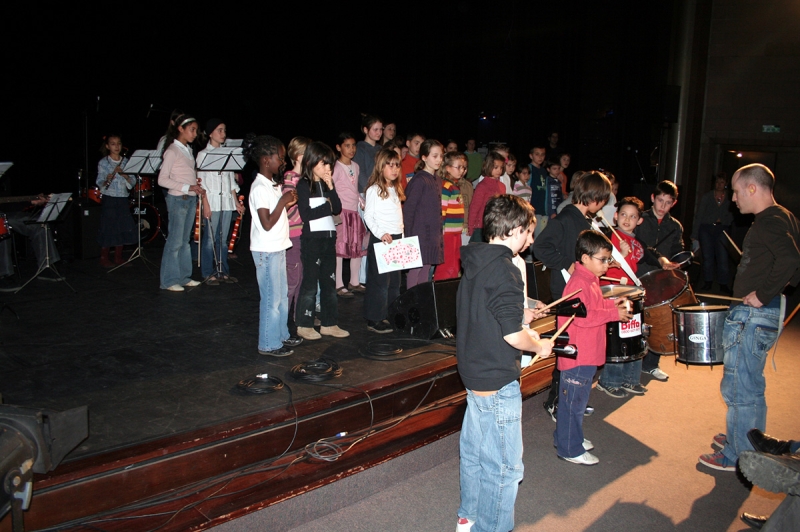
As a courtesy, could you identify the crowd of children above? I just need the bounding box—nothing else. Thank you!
[94,115,705,529]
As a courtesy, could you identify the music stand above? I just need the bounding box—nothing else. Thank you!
[109,150,162,274]
[196,142,246,283]
[15,193,75,294]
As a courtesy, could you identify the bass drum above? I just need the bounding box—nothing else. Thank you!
[130,201,161,244]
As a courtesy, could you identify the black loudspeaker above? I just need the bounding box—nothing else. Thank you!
[73,200,102,259]
[389,279,460,339]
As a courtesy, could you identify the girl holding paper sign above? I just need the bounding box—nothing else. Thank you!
[295,142,348,340]
[363,149,405,334]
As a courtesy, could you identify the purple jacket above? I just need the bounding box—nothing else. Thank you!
[403,170,444,265]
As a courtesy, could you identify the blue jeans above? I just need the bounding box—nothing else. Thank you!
[599,358,643,389]
[459,380,523,532]
[554,365,596,458]
[720,301,780,462]
[160,194,196,289]
[252,250,289,351]
[201,210,233,278]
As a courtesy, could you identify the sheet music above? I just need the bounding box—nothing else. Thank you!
[36,192,72,223]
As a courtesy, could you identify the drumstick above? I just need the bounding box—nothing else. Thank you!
[601,276,624,283]
[723,230,742,255]
[785,302,800,327]
[695,293,743,302]
[530,314,576,366]
[543,289,582,311]
[595,210,623,243]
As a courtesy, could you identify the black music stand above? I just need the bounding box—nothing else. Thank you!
[15,193,75,294]
[196,141,246,283]
[109,150,162,274]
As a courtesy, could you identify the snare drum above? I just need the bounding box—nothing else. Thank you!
[640,269,698,355]
[0,213,9,241]
[130,201,161,243]
[601,285,647,363]
[133,176,153,197]
[673,304,728,365]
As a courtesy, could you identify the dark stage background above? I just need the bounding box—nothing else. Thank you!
[1,1,676,197]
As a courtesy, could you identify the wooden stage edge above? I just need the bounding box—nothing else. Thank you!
[9,345,556,532]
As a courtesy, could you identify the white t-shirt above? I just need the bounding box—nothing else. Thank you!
[249,173,291,252]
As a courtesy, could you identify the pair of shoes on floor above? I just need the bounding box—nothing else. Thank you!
[554,438,594,452]
[739,450,800,495]
[597,382,628,399]
[740,512,767,530]
[336,286,354,298]
[320,325,349,338]
[698,451,736,471]
[348,283,365,293]
[297,327,322,340]
[258,346,294,357]
[559,451,599,466]
[643,367,669,381]
[712,433,728,450]
[747,429,794,455]
[184,280,201,287]
[283,336,304,347]
[367,320,393,334]
[206,277,220,285]
[622,383,647,395]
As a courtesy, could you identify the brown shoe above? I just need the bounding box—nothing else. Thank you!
[348,283,366,293]
[297,327,322,340]
[320,325,350,338]
[336,286,354,298]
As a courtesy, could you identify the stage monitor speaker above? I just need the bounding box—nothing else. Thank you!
[389,278,460,339]
[74,200,102,259]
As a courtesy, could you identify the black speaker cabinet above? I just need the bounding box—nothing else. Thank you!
[389,278,460,339]
[74,200,102,259]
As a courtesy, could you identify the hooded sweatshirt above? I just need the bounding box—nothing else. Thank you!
[456,242,525,391]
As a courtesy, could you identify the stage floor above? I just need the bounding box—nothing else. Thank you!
[0,245,455,462]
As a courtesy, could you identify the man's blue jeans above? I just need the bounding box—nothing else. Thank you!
[720,301,780,462]
[459,380,523,532]
[160,194,196,289]
[201,210,233,278]
[253,250,289,351]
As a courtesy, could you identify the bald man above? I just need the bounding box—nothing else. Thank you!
[699,164,800,472]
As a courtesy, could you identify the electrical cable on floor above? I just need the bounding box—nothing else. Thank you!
[360,337,456,361]
[289,357,343,382]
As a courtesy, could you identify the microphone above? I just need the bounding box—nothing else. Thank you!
[146,103,153,118]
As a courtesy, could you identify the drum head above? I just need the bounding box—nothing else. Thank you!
[670,250,694,268]
[641,269,689,307]
[601,285,644,299]
[675,304,729,313]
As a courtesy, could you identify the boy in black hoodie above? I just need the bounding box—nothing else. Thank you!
[456,195,553,532]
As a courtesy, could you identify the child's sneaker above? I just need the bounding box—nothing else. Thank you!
[712,433,727,450]
[621,383,647,395]
[597,382,628,399]
[698,451,736,471]
[560,451,599,466]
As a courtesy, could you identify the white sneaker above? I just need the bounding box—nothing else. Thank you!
[647,368,669,381]
[165,284,184,292]
[560,451,599,465]
[582,438,594,451]
[184,279,201,287]
[456,517,474,531]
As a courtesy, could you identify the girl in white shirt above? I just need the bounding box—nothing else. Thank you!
[363,149,405,333]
